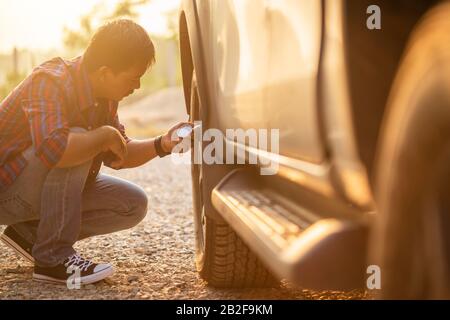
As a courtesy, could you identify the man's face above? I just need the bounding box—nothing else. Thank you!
[102,63,149,101]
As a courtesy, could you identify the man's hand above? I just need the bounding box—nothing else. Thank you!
[101,125,128,169]
[161,122,194,153]
[116,122,195,169]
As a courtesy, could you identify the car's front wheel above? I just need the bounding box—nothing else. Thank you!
[189,72,278,288]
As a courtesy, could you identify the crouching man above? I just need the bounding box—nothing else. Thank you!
[0,19,190,285]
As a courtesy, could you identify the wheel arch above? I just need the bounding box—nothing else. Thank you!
[178,0,211,118]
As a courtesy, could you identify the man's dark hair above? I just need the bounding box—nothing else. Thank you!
[83,19,155,73]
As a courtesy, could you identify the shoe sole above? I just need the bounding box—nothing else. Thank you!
[33,265,114,286]
[0,233,34,263]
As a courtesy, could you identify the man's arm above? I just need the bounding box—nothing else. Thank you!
[22,76,127,170]
[119,138,159,169]
[119,122,194,169]
[55,126,122,168]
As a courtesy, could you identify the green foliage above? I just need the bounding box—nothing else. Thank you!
[107,0,147,19]
[0,71,27,101]
[63,15,93,55]
[1,0,182,102]
[63,0,150,53]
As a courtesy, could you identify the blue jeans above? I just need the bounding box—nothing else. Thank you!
[0,127,148,267]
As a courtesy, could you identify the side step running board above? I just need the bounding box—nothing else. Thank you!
[211,169,368,290]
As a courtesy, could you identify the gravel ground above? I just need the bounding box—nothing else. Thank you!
[0,157,368,300]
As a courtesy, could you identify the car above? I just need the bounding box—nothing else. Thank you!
[177,0,450,299]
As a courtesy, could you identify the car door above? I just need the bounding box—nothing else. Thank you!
[209,0,269,133]
[264,0,325,163]
[209,0,325,164]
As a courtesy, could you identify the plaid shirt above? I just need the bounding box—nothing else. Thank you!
[0,56,130,192]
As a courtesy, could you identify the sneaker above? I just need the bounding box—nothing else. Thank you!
[33,253,114,285]
[0,226,34,263]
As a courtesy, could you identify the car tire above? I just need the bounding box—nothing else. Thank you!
[189,72,278,288]
[370,2,450,299]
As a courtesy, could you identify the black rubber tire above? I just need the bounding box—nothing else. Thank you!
[370,2,450,299]
[200,216,279,288]
[189,73,278,288]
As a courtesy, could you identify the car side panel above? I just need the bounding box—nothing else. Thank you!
[265,0,325,163]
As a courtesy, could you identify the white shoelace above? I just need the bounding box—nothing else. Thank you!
[64,254,93,272]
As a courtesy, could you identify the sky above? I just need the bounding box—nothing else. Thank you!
[0,0,180,53]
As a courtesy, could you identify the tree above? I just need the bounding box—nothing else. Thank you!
[63,0,149,53]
